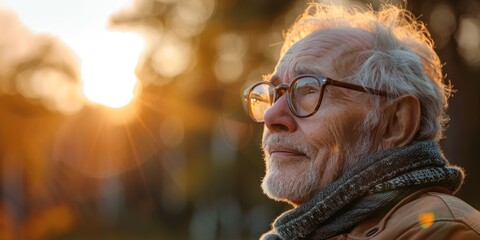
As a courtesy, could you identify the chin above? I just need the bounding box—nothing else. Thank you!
[261,170,318,205]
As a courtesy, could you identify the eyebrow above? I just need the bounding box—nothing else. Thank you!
[295,65,322,76]
[267,66,325,85]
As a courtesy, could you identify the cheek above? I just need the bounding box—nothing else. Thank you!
[298,111,341,146]
[299,107,366,152]
[300,111,366,184]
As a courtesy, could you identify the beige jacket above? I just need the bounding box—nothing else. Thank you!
[329,187,480,240]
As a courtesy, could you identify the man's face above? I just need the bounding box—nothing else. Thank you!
[261,31,375,205]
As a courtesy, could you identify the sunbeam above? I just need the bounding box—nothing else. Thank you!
[123,123,153,198]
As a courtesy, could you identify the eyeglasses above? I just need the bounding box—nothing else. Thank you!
[243,74,391,123]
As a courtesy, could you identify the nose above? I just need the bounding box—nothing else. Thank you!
[263,94,297,132]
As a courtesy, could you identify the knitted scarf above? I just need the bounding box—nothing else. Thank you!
[261,141,464,240]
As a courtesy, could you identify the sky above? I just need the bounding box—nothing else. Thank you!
[0,0,144,108]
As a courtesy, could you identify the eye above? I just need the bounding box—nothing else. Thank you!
[297,83,319,96]
[251,93,269,103]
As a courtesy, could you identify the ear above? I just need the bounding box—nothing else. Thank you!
[381,95,421,148]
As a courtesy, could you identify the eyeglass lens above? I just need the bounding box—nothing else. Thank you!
[290,77,321,117]
[249,83,274,122]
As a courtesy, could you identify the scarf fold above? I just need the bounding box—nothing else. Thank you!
[261,141,464,240]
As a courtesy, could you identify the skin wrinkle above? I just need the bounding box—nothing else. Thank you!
[315,90,353,182]
[321,95,376,176]
[273,41,335,82]
[298,28,373,80]
[325,87,358,105]
[305,104,342,188]
[316,122,343,189]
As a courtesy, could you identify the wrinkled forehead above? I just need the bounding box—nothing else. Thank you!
[270,27,372,84]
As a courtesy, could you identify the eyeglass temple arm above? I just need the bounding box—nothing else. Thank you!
[326,78,394,97]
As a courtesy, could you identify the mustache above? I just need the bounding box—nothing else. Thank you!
[262,133,313,158]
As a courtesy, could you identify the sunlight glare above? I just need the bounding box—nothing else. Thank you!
[79,31,144,108]
[1,0,144,109]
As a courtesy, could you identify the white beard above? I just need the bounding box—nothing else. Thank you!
[260,133,319,203]
[261,156,320,203]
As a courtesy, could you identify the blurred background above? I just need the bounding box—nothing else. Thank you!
[0,0,479,239]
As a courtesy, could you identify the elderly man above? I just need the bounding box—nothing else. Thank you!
[243,3,480,240]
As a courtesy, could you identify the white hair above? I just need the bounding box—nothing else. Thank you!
[281,3,451,141]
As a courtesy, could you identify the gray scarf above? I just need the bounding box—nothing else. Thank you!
[261,141,464,240]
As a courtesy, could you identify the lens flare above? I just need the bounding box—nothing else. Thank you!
[418,211,435,229]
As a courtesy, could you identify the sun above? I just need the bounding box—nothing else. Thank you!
[79,31,144,109]
[1,0,143,109]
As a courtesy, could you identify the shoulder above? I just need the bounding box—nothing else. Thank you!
[343,188,480,240]
[421,192,480,231]
[383,191,480,239]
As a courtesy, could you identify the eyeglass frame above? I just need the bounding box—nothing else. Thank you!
[243,74,393,123]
